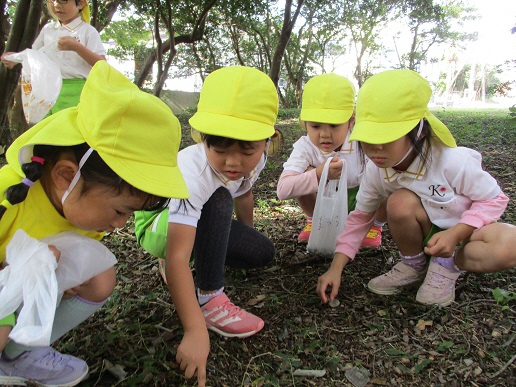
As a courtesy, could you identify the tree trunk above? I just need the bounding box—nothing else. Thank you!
[269,0,305,87]
[0,0,43,146]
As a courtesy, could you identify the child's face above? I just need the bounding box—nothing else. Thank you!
[47,0,83,25]
[361,135,415,171]
[305,122,350,153]
[204,140,267,181]
[62,184,152,232]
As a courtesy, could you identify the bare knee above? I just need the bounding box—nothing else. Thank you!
[386,189,423,222]
[460,223,516,272]
[77,266,116,302]
[485,224,516,270]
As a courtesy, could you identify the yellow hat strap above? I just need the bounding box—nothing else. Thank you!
[393,119,424,167]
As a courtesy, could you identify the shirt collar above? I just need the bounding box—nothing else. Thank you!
[53,16,83,32]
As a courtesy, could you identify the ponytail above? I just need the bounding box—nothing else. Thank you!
[0,156,45,220]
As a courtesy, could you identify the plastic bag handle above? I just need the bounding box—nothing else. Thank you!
[316,157,348,199]
[315,158,333,202]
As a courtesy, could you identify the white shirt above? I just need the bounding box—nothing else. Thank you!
[32,17,105,79]
[356,142,502,229]
[281,133,363,188]
[168,144,266,227]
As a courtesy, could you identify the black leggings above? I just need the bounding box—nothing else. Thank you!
[193,187,275,291]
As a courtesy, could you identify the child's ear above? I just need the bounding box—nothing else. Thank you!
[51,160,80,191]
[298,118,306,131]
[349,113,356,128]
[267,129,284,156]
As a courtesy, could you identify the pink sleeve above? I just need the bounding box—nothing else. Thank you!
[277,169,319,200]
[460,191,509,229]
[335,209,376,259]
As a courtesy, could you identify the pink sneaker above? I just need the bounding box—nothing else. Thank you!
[360,225,382,249]
[201,293,264,338]
[297,222,312,243]
[368,262,426,295]
[416,258,461,306]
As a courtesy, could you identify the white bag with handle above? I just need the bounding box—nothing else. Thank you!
[307,158,348,258]
[3,48,62,124]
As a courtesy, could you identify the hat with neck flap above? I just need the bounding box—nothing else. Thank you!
[350,69,456,147]
[7,61,188,199]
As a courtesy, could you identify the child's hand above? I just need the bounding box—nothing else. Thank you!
[176,328,209,387]
[316,267,342,303]
[316,156,342,182]
[316,253,350,303]
[424,224,475,258]
[424,229,459,258]
[327,157,343,180]
[48,245,61,262]
[0,52,17,69]
[57,36,81,52]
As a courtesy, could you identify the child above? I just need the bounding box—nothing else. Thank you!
[134,66,277,382]
[316,69,514,307]
[1,0,105,115]
[277,73,386,247]
[0,61,187,386]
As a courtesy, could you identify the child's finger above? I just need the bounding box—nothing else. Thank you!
[197,366,207,387]
[330,286,339,301]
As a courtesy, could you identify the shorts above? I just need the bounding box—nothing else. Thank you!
[134,209,169,259]
[347,185,359,213]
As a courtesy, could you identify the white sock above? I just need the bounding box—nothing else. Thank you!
[400,251,427,272]
[197,287,224,306]
[374,219,386,227]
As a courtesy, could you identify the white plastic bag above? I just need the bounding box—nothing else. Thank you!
[3,48,62,124]
[0,230,117,346]
[0,229,58,346]
[43,231,118,303]
[307,158,348,258]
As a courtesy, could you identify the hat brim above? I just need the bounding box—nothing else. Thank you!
[101,153,188,199]
[349,117,419,144]
[189,112,275,141]
[300,108,354,125]
[9,108,189,199]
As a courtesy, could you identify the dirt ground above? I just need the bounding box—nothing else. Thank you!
[58,109,515,386]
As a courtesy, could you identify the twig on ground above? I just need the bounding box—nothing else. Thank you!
[489,354,516,378]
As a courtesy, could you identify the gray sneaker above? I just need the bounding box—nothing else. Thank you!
[0,347,88,387]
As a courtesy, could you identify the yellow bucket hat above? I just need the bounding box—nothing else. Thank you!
[7,61,188,199]
[189,66,278,141]
[350,69,456,147]
[300,73,355,124]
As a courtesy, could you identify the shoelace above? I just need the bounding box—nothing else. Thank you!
[219,300,246,318]
[425,272,449,289]
[38,350,67,368]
